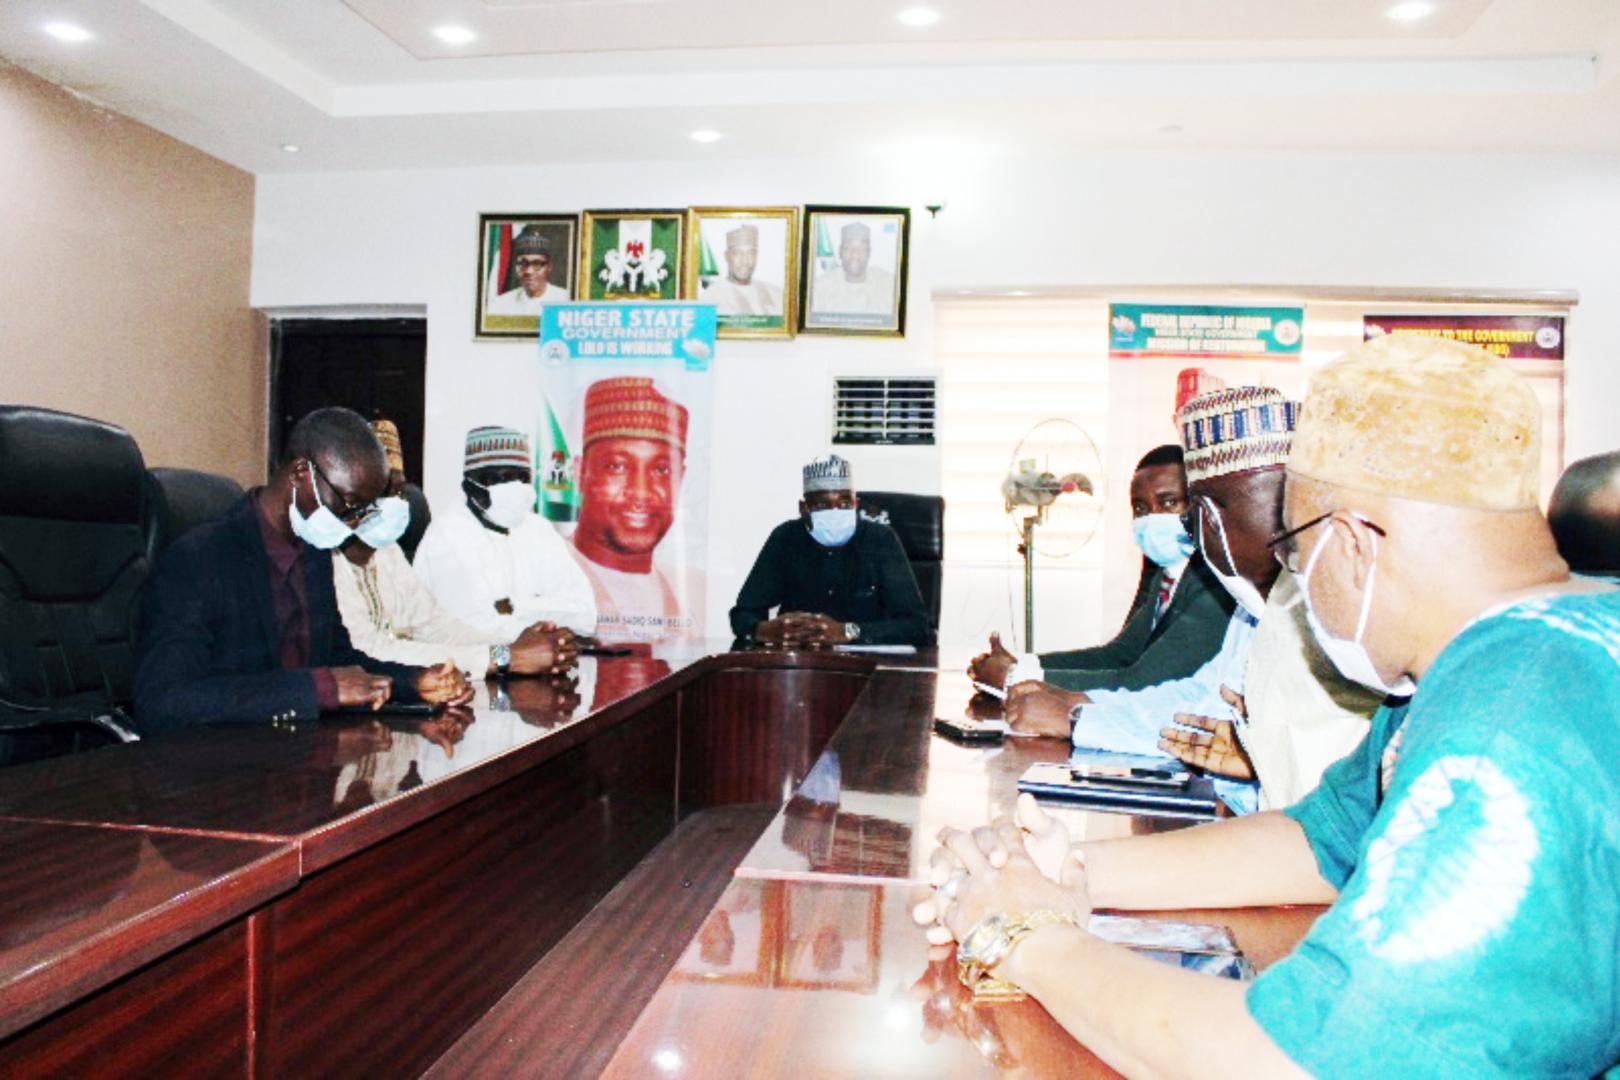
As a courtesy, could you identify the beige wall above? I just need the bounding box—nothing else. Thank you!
[0,62,262,485]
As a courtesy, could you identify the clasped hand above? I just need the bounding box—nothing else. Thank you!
[754,611,847,649]
[912,794,1091,950]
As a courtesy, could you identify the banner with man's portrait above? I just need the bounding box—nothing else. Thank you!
[537,302,717,643]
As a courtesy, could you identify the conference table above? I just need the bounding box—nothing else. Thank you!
[0,645,1322,1078]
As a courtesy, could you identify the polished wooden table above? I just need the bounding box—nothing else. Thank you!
[0,646,1320,1078]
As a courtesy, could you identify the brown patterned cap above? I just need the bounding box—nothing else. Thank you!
[1288,336,1540,510]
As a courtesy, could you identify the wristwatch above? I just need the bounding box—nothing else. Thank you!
[956,909,1081,1000]
[491,644,512,676]
[843,622,861,642]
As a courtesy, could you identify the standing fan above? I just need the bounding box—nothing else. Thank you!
[1001,419,1104,651]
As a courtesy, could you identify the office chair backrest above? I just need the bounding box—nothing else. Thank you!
[856,491,944,629]
[149,466,245,550]
[0,406,156,719]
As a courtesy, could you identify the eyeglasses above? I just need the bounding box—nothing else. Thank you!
[1267,511,1386,575]
[306,459,380,526]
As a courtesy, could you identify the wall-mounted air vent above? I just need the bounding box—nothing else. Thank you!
[832,376,936,446]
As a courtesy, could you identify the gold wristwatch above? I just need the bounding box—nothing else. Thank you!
[956,910,1080,1002]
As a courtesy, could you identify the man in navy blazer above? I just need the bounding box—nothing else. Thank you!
[135,408,472,735]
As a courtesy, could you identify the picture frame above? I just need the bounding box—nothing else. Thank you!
[683,206,801,340]
[577,209,686,302]
[474,213,578,340]
[799,205,910,338]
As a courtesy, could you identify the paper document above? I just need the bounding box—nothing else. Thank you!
[831,644,918,654]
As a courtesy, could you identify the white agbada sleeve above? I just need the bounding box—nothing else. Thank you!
[1068,608,1258,756]
[511,516,597,636]
[332,547,493,674]
[412,512,531,644]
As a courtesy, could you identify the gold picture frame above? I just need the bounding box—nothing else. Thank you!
[576,209,685,302]
[683,206,801,340]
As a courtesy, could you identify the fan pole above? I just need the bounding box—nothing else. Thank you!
[1021,516,1037,652]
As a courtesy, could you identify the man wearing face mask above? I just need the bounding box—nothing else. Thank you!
[413,426,597,644]
[134,408,474,734]
[968,445,1236,693]
[331,424,578,681]
[1009,390,1382,813]
[729,454,933,648]
[914,338,1620,1078]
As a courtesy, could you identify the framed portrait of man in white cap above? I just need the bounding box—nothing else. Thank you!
[683,206,800,340]
[476,213,578,340]
[800,205,910,338]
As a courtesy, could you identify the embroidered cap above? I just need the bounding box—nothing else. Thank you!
[725,224,759,250]
[803,453,854,495]
[1177,386,1298,483]
[581,377,690,453]
[464,425,531,473]
[511,226,552,259]
[1289,335,1540,510]
[371,419,405,475]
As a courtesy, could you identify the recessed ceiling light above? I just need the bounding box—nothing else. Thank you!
[43,22,93,43]
[689,129,723,144]
[281,143,301,154]
[896,7,941,28]
[1385,2,1435,22]
[433,24,477,45]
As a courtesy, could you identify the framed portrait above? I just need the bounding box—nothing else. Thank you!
[799,205,910,338]
[577,209,685,302]
[475,213,578,340]
[683,206,800,339]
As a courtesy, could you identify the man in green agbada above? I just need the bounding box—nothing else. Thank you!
[916,336,1620,1078]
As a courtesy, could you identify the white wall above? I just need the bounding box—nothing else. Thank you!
[252,148,1620,650]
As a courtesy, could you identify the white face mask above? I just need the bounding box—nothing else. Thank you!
[1297,521,1416,698]
[475,479,534,530]
[1195,497,1267,619]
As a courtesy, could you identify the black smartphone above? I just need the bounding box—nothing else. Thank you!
[339,701,444,717]
[579,645,634,657]
[933,717,1006,744]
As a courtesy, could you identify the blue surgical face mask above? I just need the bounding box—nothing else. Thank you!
[1133,513,1195,568]
[289,466,355,551]
[354,496,410,549]
[808,508,857,548]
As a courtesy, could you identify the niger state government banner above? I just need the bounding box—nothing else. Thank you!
[537,302,717,643]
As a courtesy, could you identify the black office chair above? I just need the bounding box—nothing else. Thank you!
[149,466,245,549]
[856,491,944,629]
[0,406,147,765]
[400,481,431,562]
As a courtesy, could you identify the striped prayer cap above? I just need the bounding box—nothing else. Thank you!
[803,454,853,494]
[582,377,689,453]
[464,426,531,472]
[1178,386,1298,483]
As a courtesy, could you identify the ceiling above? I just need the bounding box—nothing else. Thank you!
[1,0,1617,173]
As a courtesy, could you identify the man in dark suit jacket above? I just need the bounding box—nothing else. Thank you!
[969,445,1234,693]
[135,408,472,735]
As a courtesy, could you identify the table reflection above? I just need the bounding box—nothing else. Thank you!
[673,878,884,994]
